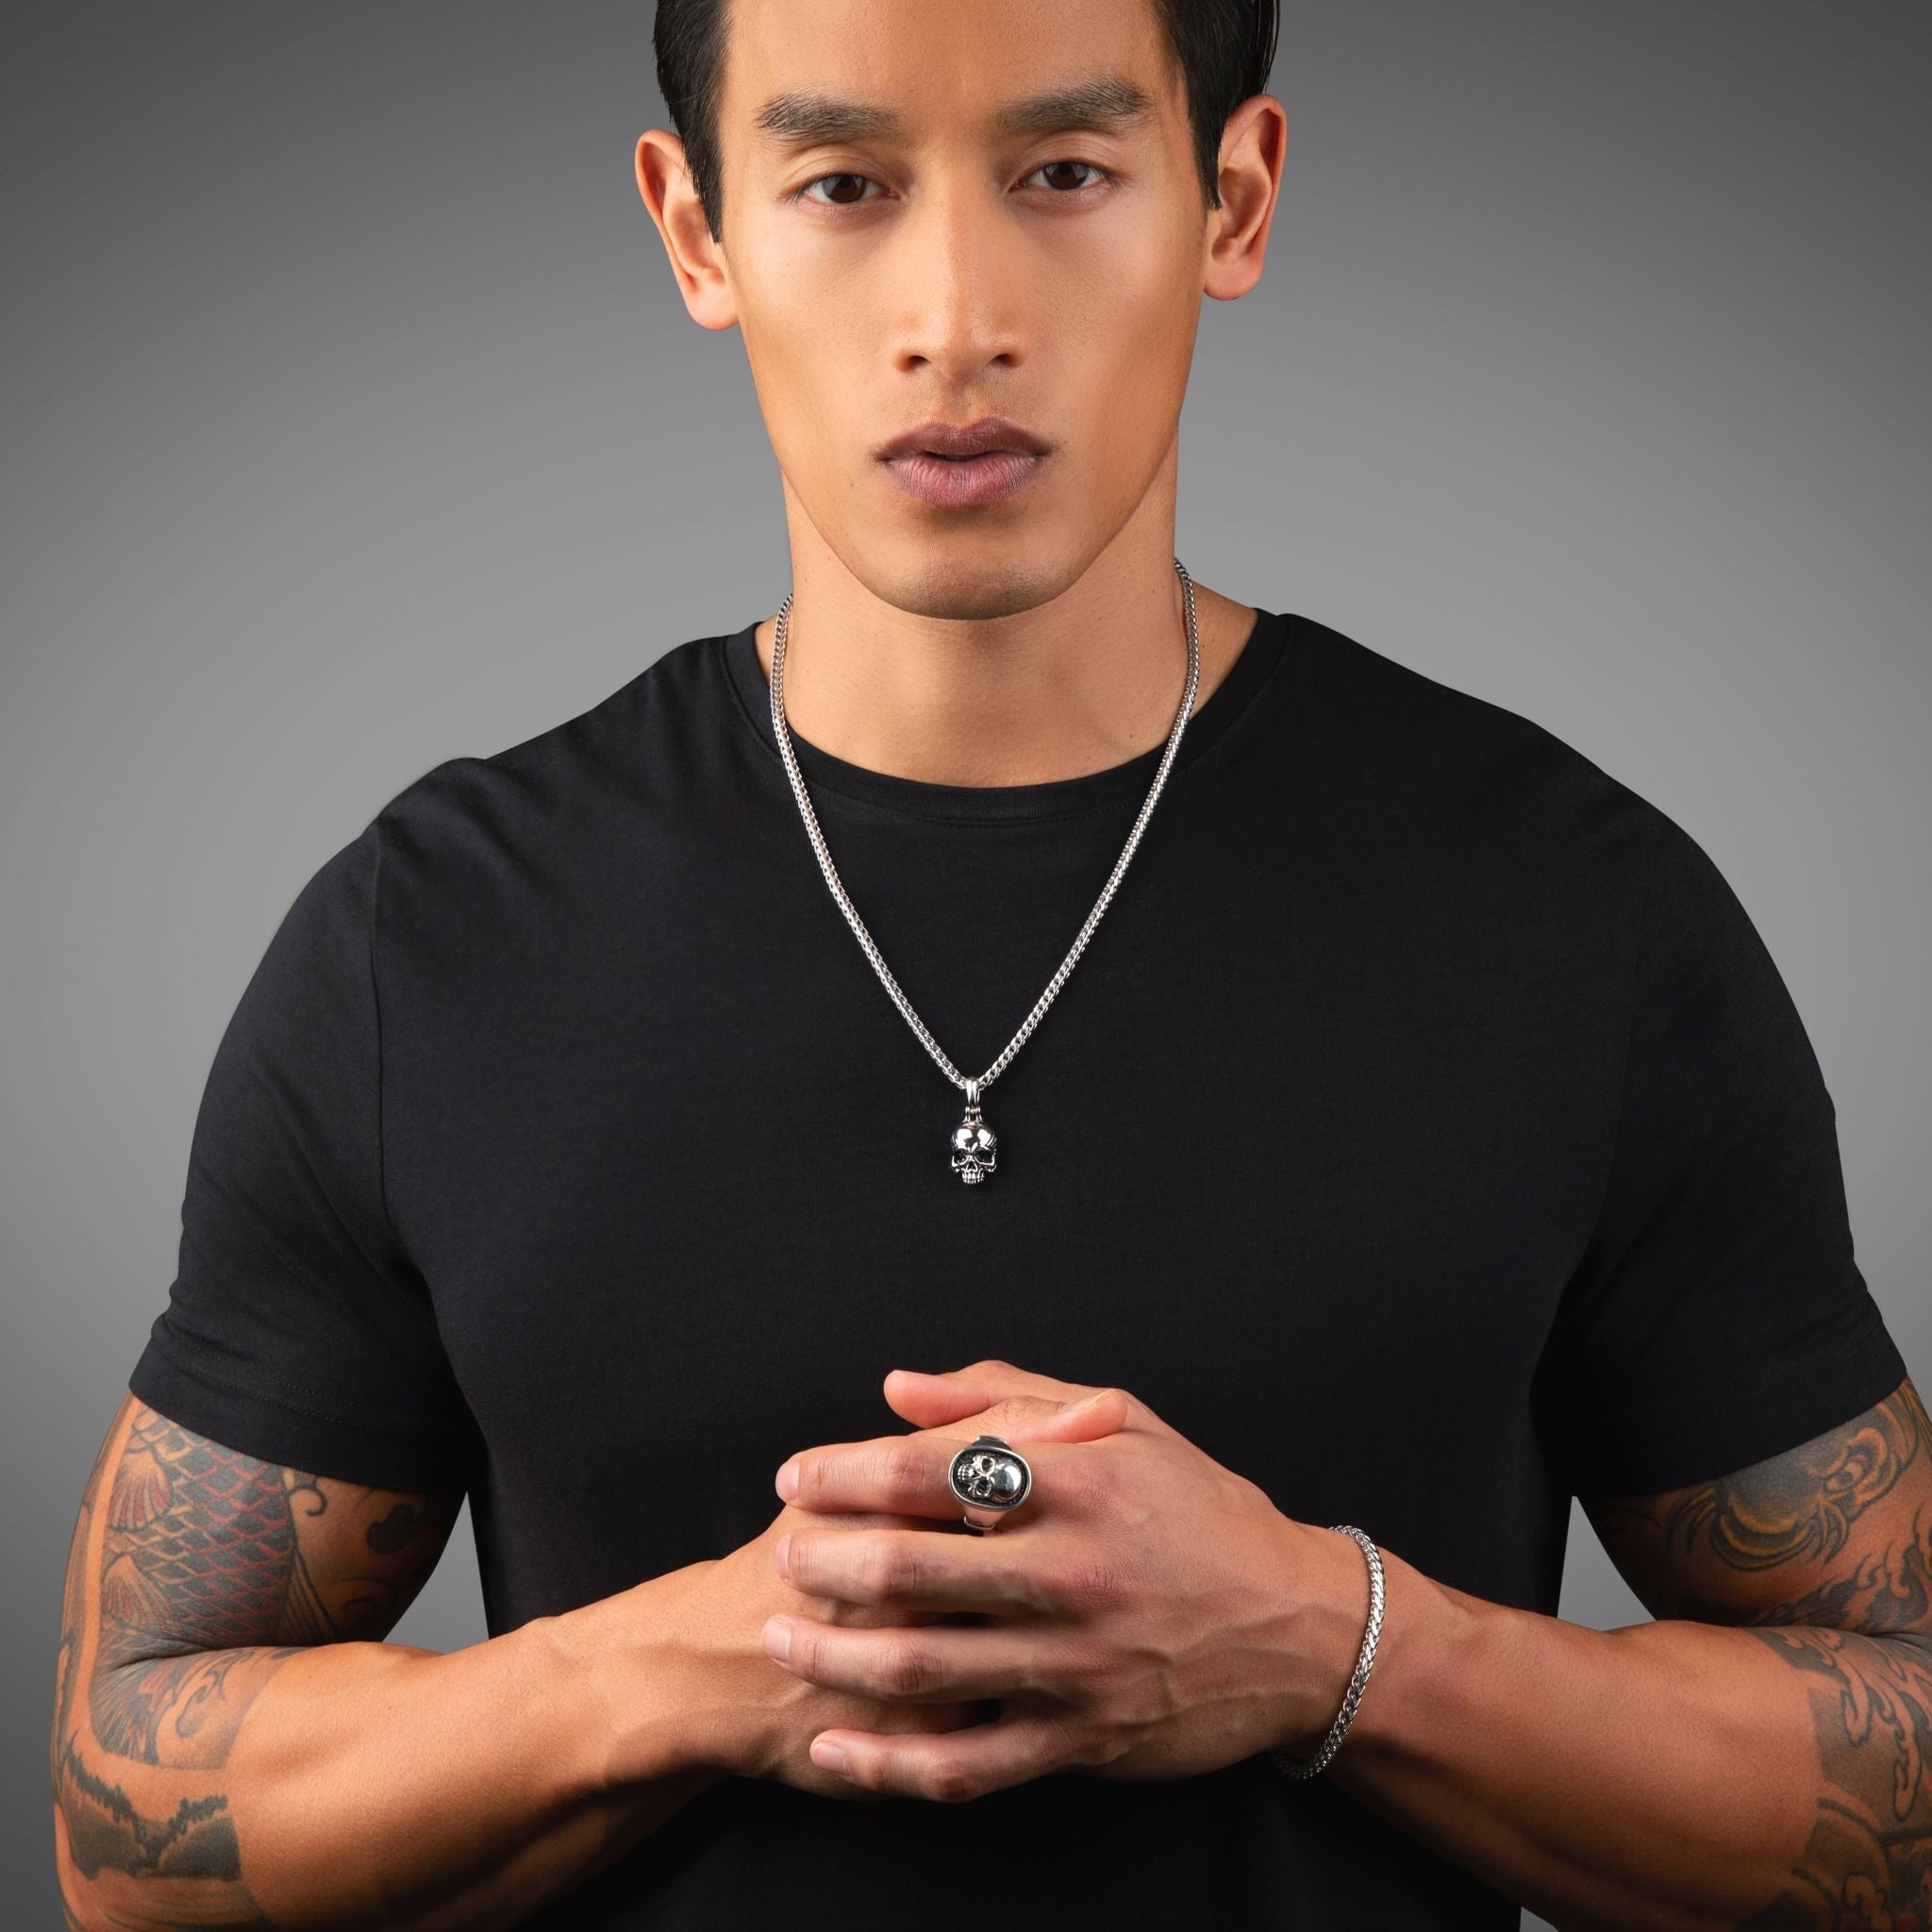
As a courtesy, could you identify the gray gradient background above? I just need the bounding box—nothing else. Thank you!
[7,5,1927,1923]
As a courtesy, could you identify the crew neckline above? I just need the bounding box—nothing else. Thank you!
[724,604,1292,825]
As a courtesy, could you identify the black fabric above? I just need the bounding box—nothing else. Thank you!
[128,606,1907,1928]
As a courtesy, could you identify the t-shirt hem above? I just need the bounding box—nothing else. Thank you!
[1564,1321,1909,1501]
[128,1327,475,1492]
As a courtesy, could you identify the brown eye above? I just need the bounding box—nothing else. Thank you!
[796,173,876,207]
[1028,160,1111,192]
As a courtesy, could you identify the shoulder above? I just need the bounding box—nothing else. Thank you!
[1289,610,1619,796]
[367,630,729,877]
[1283,610,1670,895]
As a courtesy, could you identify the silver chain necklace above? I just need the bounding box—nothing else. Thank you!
[768,555,1203,1186]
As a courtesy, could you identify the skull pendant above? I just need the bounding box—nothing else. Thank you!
[949,1082,997,1186]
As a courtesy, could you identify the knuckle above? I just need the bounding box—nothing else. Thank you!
[1042,1710,1092,1770]
[1068,1716,1126,1773]
[861,1536,919,1600]
[1055,1550,1126,1614]
[1004,1553,1062,1617]
[881,1640,941,1699]
[879,1440,930,1507]
[924,1756,981,1804]
[985,1395,1041,1430]
[1020,1633,1081,1700]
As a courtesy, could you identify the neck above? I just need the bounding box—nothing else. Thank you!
[753,492,1257,791]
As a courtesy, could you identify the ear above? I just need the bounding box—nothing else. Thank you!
[1203,92,1287,304]
[634,127,738,332]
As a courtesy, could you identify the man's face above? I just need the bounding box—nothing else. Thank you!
[711,0,1213,621]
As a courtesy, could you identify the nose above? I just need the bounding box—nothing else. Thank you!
[884,171,1027,385]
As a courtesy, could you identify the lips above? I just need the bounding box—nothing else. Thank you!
[875,415,1051,461]
[885,449,1043,509]
[877,416,1051,508]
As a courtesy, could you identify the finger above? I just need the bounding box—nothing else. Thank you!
[765,1613,1060,1705]
[883,1381,1134,1453]
[883,1358,1091,1423]
[879,1374,1005,1429]
[1020,1386,1133,1442]
[780,1524,1059,1614]
[810,1707,1082,1803]
[895,1388,1131,1457]
[784,1432,958,1519]
[896,1359,1151,1437]
[784,1412,1121,1521]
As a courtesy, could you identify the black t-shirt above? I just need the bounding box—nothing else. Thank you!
[128,606,1907,1927]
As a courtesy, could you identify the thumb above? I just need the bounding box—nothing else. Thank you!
[1019,1385,1132,1442]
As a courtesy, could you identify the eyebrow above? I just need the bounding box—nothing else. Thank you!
[752,76,1158,150]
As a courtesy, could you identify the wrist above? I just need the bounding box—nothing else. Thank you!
[1272,1521,1380,1760]
[534,1562,752,1793]
[1287,1530,1474,1775]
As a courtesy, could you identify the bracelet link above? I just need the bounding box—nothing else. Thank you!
[1268,1524,1386,1781]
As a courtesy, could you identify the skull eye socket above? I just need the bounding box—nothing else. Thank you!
[949,1119,996,1177]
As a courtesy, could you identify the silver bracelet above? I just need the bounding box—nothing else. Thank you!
[1268,1524,1387,1780]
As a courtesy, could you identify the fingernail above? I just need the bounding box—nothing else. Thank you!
[811,1739,850,1778]
[776,1458,800,1500]
[762,1617,793,1664]
[774,1533,791,1581]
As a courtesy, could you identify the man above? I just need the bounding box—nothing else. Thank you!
[50,0,1929,1926]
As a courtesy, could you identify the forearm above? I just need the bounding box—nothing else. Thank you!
[1321,1545,1926,1929]
[56,1573,735,1932]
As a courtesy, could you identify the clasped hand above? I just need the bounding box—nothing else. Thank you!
[757,1358,1357,1802]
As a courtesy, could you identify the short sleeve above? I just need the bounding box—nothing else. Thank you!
[1533,798,1907,1501]
[127,817,479,1492]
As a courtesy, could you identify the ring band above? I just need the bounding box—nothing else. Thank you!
[946,1433,1033,1532]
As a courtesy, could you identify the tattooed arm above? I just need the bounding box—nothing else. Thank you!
[50,1393,729,1932]
[1585,1377,1932,1927]
[1311,1375,1932,1929]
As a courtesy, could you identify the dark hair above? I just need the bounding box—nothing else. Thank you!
[653,0,1279,242]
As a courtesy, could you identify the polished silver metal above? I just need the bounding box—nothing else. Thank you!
[1269,1525,1386,1780]
[946,1433,1033,1532]
[950,1077,996,1186]
[768,558,1204,1184]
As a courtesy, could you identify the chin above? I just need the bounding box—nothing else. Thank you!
[865,547,1085,626]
